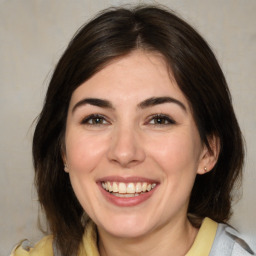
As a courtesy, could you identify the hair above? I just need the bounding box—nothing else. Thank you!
[33,5,244,255]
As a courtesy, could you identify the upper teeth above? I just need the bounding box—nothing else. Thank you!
[102,181,156,194]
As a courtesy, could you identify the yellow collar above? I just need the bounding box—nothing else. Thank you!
[79,221,100,256]
[11,217,217,256]
[185,217,218,256]
[80,217,218,256]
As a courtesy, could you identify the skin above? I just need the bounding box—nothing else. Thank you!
[64,50,218,256]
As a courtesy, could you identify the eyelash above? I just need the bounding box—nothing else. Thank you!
[81,114,109,125]
[146,114,176,126]
[80,114,176,126]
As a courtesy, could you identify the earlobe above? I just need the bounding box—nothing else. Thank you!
[60,142,69,172]
[197,135,220,175]
[64,163,69,173]
[62,155,69,173]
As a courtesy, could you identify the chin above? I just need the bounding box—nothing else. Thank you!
[105,225,149,239]
[97,214,152,238]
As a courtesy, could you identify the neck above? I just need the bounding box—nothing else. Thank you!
[98,217,198,256]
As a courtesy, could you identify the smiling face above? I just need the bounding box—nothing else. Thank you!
[64,50,210,239]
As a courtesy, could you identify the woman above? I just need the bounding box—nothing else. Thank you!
[11,5,254,256]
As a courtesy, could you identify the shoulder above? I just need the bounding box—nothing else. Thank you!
[210,223,255,256]
[10,236,54,256]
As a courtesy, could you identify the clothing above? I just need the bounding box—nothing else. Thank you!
[10,218,255,256]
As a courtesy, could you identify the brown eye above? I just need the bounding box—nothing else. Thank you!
[153,117,168,124]
[81,114,109,125]
[148,114,176,125]
[89,117,105,124]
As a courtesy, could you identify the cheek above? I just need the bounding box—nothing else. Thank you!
[65,131,108,174]
[65,132,108,214]
[148,130,202,175]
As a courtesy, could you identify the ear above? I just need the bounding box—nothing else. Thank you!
[62,155,69,173]
[61,142,69,173]
[64,163,69,173]
[197,134,220,175]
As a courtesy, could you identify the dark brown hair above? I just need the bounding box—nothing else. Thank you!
[33,5,244,255]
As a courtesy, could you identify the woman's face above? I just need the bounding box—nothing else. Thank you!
[64,50,209,238]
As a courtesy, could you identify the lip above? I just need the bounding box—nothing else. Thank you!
[97,176,159,207]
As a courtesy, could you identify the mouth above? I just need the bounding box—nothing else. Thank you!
[101,181,157,198]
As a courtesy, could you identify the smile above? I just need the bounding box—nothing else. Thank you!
[101,181,157,197]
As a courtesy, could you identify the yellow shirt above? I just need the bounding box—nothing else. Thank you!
[10,217,217,256]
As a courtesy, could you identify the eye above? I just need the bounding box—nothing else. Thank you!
[147,114,176,125]
[81,114,109,126]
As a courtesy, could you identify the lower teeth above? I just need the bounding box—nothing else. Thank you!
[111,192,145,197]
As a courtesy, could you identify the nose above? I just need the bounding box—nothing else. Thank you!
[107,125,146,168]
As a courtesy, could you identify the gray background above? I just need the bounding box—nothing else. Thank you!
[1,0,255,255]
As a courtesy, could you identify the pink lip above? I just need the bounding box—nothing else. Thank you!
[97,176,159,207]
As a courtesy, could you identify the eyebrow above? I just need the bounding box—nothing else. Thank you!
[72,96,187,113]
[72,98,114,113]
[138,97,187,112]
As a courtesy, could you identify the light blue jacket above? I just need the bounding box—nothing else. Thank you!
[210,223,255,255]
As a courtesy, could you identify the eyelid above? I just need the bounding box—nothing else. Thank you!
[80,114,111,125]
[80,113,175,126]
[146,114,176,125]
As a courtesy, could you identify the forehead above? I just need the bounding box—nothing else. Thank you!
[69,50,189,110]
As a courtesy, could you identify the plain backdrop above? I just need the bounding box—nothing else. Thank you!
[0,0,255,255]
